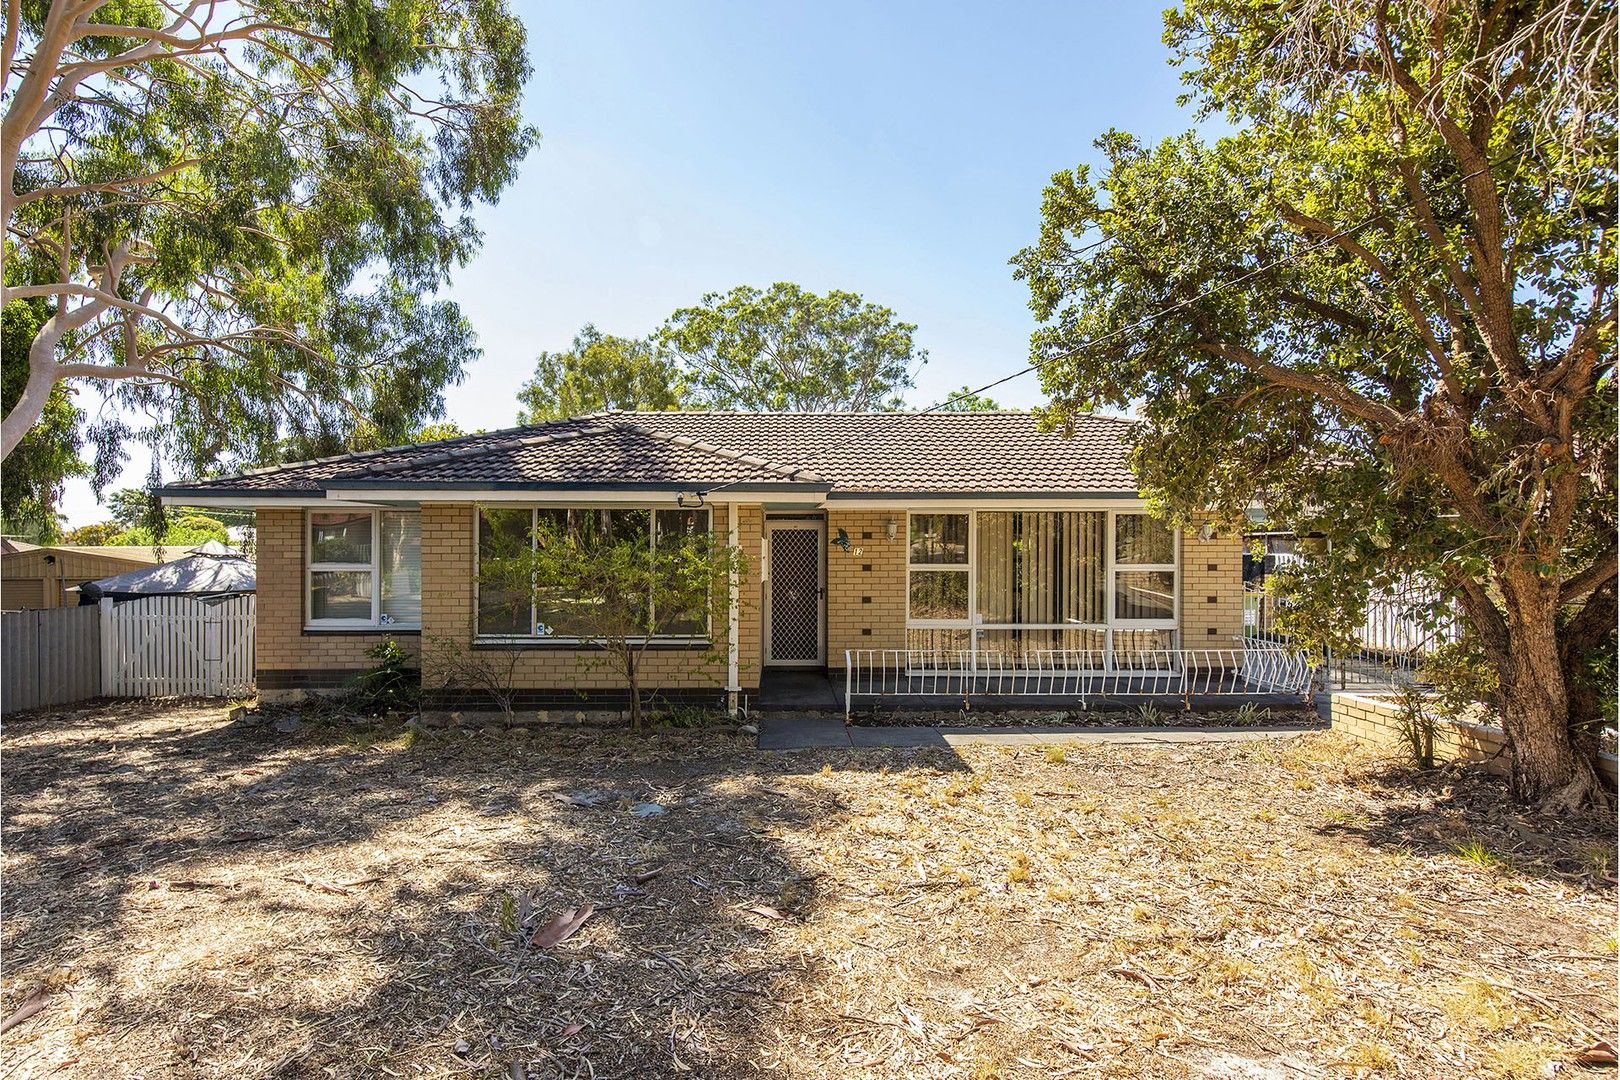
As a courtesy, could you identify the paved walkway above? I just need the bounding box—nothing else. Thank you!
[757,713,1323,750]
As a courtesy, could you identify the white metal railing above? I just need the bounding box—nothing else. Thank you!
[1244,582,1459,670]
[843,644,1313,716]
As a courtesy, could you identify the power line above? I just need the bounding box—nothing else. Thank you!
[695,142,1533,498]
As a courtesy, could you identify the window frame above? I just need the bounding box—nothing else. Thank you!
[904,508,1181,659]
[904,512,972,631]
[473,505,715,644]
[305,509,422,630]
[1108,512,1180,628]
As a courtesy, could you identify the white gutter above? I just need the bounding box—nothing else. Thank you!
[317,488,770,504]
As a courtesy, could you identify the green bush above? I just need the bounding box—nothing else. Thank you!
[1418,638,1498,721]
[347,639,418,715]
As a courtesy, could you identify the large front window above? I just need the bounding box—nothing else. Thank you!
[476,506,712,640]
[307,510,421,628]
[905,510,1178,661]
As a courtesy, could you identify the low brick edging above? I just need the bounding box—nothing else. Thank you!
[1329,691,1619,783]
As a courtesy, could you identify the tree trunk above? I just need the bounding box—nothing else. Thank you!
[624,651,642,731]
[1471,572,1605,811]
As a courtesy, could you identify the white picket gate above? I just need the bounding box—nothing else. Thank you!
[101,595,255,697]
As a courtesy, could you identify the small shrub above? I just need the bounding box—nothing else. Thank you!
[1394,685,1438,769]
[1230,701,1269,726]
[654,703,727,729]
[1135,701,1164,724]
[1044,745,1067,764]
[347,638,418,715]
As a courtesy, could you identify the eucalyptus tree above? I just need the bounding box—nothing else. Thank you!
[660,283,924,411]
[516,325,684,422]
[2,0,538,479]
[1014,0,1615,807]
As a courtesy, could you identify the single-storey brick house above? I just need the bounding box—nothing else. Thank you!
[157,411,1246,707]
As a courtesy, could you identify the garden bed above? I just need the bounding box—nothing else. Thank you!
[851,702,1323,730]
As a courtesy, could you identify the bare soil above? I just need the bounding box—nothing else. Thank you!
[2,699,1614,1079]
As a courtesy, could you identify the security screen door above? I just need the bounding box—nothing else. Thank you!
[765,522,824,666]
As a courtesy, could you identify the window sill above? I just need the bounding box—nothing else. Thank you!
[303,627,421,636]
[471,639,713,652]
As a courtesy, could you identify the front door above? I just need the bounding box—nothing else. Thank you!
[765,521,824,666]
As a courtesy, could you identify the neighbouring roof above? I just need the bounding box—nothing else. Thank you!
[79,553,255,601]
[1,542,184,564]
[156,411,1140,499]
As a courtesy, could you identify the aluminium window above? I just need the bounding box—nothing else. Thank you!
[306,509,421,628]
[475,506,713,641]
[904,509,1180,659]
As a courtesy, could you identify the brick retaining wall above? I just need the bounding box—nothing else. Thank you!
[1330,691,1617,783]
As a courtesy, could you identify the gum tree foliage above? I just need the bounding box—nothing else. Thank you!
[1014,0,1615,807]
[515,325,684,422]
[1,292,83,538]
[1,0,538,484]
[934,386,1001,412]
[660,283,925,411]
[476,511,746,731]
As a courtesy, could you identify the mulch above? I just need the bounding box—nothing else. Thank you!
[1,699,1613,1078]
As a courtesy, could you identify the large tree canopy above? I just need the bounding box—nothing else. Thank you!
[516,325,684,423]
[660,283,924,411]
[516,285,927,420]
[1014,0,1615,807]
[1,0,538,482]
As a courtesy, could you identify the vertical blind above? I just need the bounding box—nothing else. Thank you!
[976,511,1106,627]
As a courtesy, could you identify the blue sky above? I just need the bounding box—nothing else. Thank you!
[61,1,1197,525]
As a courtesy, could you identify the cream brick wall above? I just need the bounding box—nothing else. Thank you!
[1332,692,1620,782]
[256,502,1248,693]
[254,507,420,692]
[416,502,763,695]
[825,509,908,667]
[1329,692,1510,776]
[1180,516,1244,650]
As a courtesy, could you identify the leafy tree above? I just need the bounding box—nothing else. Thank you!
[934,386,1001,412]
[1,295,83,539]
[660,283,924,410]
[516,326,684,422]
[476,509,746,729]
[112,513,229,548]
[413,422,470,442]
[1,0,538,481]
[1014,0,1615,807]
[63,522,119,545]
[106,488,154,530]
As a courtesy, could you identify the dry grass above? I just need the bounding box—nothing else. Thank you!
[1,699,1615,1078]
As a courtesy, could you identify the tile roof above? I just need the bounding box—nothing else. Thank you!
[159,411,1139,498]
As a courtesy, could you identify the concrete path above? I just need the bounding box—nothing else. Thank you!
[757,713,1323,750]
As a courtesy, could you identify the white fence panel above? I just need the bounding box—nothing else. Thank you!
[106,595,255,698]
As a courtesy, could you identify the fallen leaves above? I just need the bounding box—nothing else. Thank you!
[531,902,595,948]
[0,987,51,1035]
[1575,1039,1618,1066]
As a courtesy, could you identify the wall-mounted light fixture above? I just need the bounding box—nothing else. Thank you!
[885,518,898,541]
